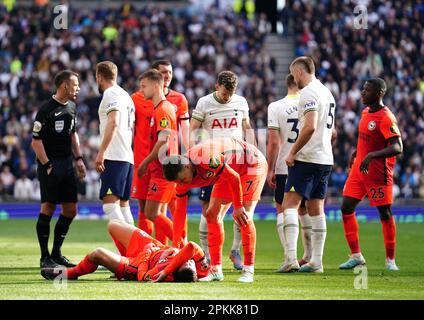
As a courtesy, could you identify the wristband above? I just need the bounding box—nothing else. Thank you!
[75,156,83,161]
[43,160,52,169]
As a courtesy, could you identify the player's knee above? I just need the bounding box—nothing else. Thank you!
[205,208,219,223]
[341,202,355,215]
[377,206,392,220]
[89,248,106,264]
[107,220,120,233]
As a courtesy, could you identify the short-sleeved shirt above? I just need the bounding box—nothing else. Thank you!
[32,96,77,159]
[148,100,178,178]
[267,94,300,175]
[176,138,266,208]
[296,78,336,165]
[351,106,401,185]
[98,85,135,164]
[166,89,189,127]
[132,89,188,167]
[191,92,249,140]
[132,92,154,167]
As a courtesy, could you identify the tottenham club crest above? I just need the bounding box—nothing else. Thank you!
[367,121,376,131]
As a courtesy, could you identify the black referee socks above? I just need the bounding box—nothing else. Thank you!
[36,213,52,259]
[52,214,74,258]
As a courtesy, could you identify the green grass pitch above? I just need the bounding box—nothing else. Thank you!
[0,219,423,300]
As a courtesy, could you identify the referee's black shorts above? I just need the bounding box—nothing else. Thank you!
[37,156,78,204]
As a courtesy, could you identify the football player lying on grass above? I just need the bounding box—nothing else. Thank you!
[41,220,210,282]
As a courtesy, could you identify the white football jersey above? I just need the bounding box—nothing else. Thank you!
[267,94,300,175]
[191,92,249,140]
[296,78,335,165]
[98,85,135,164]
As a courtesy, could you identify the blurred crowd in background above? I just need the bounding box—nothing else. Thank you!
[288,0,424,199]
[0,0,422,201]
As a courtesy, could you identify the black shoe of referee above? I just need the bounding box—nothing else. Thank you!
[51,255,76,268]
[40,256,61,269]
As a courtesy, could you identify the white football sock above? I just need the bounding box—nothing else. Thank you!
[103,203,124,221]
[212,264,222,273]
[283,208,299,262]
[276,213,287,260]
[199,215,209,257]
[299,214,312,261]
[309,214,327,266]
[243,265,254,273]
[231,222,242,251]
[120,206,134,225]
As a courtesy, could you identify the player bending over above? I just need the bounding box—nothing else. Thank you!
[163,137,267,283]
[339,78,402,271]
[41,220,210,282]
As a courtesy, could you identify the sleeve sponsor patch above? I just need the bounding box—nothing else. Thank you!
[159,118,169,128]
[33,121,42,133]
[390,123,400,135]
[303,100,317,112]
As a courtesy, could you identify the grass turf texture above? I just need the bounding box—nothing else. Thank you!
[0,219,423,300]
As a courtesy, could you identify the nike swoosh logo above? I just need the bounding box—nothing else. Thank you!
[54,112,62,116]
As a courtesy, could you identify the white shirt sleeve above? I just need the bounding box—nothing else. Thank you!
[103,90,120,115]
[299,89,319,115]
[267,102,280,130]
[191,97,205,122]
[242,97,249,121]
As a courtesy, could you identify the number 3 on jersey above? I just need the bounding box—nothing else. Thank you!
[287,118,299,143]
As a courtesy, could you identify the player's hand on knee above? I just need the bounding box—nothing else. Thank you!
[233,207,249,226]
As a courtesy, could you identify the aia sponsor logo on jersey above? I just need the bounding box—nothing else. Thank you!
[211,118,238,129]
[367,121,376,131]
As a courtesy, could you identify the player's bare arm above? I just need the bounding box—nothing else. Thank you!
[71,132,86,180]
[221,164,249,226]
[286,110,317,167]
[189,117,202,148]
[266,128,281,189]
[242,118,257,146]
[180,118,190,152]
[95,110,119,173]
[360,136,403,174]
[138,131,170,177]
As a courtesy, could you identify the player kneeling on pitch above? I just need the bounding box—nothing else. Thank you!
[41,220,209,282]
[162,137,267,283]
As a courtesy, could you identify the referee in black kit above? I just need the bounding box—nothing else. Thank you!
[31,70,86,270]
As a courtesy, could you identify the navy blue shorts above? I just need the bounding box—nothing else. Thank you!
[274,174,287,205]
[275,174,306,207]
[198,185,214,202]
[99,160,134,201]
[285,161,332,200]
